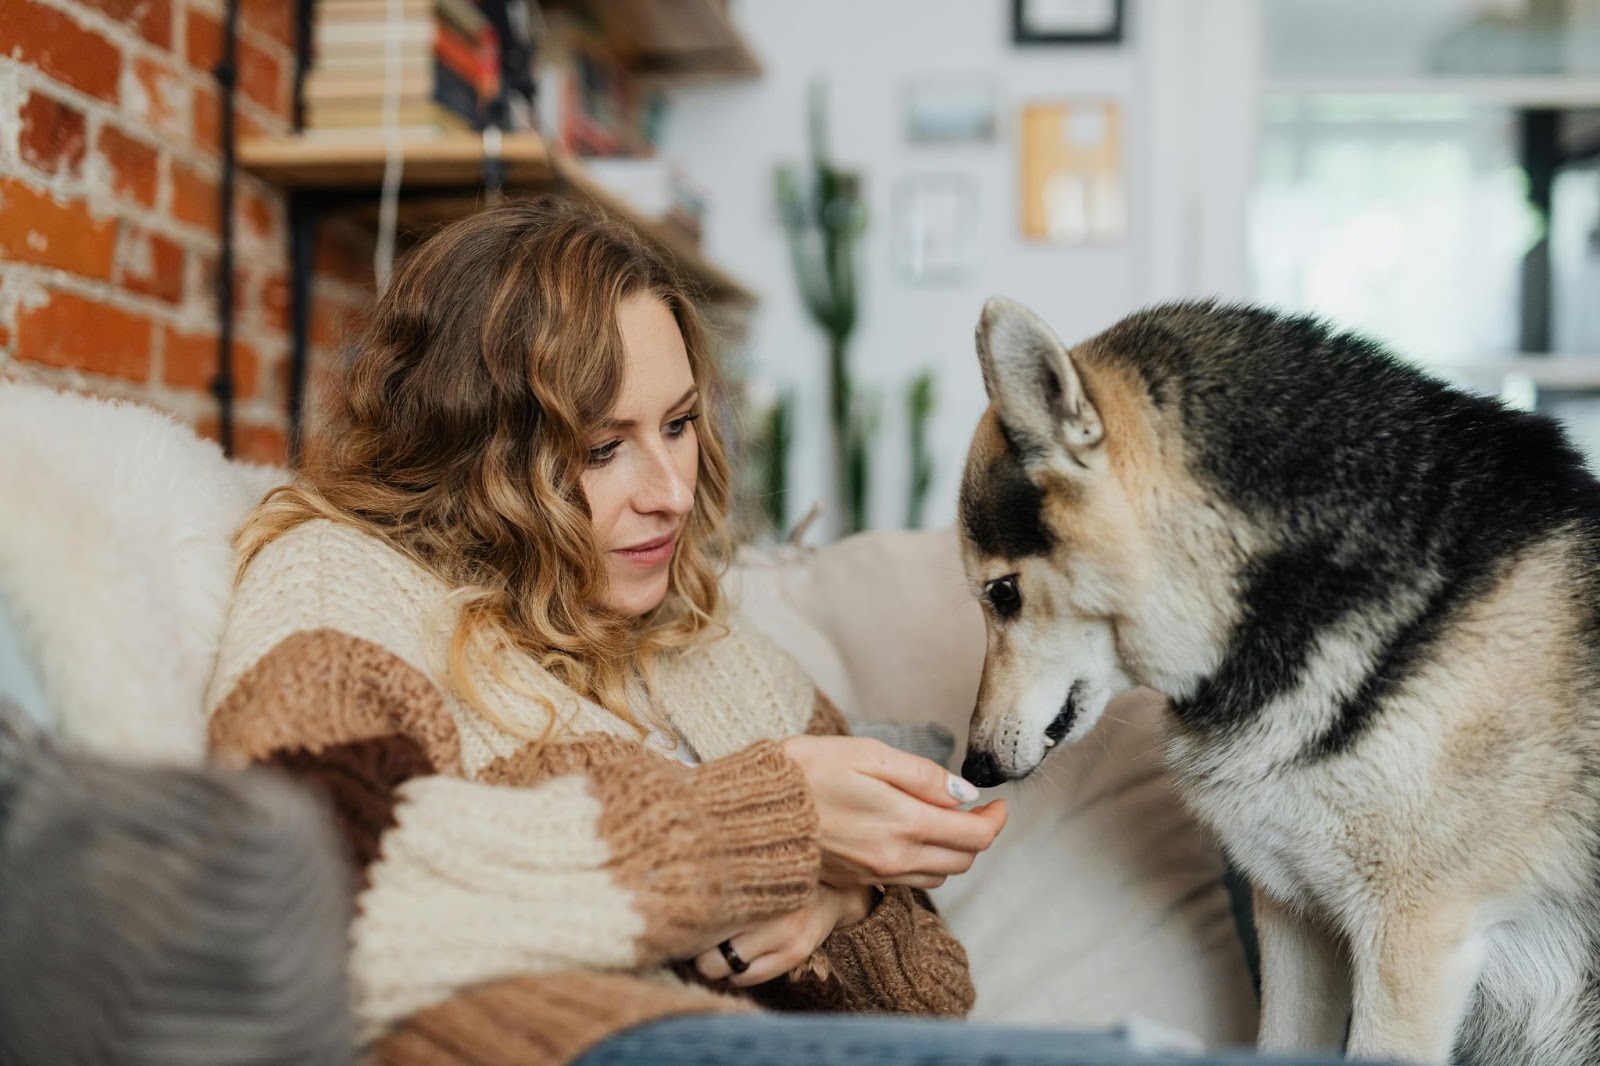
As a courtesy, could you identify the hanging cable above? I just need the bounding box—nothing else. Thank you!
[374,0,406,292]
[212,0,241,456]
[481,125,505,206]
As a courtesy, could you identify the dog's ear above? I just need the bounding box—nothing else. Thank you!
[975,296,1102,470]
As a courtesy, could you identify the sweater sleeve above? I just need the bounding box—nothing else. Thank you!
[206,525,820,1039]
[748,691,976,1017]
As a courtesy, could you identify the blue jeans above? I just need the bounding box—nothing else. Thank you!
[574,1014,1374,1066]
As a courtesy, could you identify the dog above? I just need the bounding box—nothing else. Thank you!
[956,296,1600,1065]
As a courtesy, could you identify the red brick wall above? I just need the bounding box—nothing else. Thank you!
[0,0,372,466]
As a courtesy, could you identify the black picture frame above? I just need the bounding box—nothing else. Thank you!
[1012,0,1124,46]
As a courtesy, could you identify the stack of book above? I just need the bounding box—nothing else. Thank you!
[536,9,658,157]
[305,0,502,135]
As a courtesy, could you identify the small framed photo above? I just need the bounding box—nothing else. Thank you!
[893,172,979,284]
[1019,101,1126,245]
[1012,0,1124,45]
[903,77,998,145]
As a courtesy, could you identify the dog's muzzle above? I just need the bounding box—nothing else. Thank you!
[962,681,1087,787]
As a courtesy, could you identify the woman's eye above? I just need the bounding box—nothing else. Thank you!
[587,441,621,467]
[984,575,1022,619]
[666,412,700,438]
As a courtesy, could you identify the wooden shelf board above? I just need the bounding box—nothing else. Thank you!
[638,48,760,82]
[238,132,756,303]
[586,0,762,82]
[238,131,557,188]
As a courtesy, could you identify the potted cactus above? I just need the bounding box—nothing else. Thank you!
[776,80,876,536]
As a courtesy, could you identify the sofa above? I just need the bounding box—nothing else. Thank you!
[0,380,1257,1056]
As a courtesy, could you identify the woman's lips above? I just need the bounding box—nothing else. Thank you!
[614,532,677,567]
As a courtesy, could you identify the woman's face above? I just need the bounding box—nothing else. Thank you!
[581,293,701,617]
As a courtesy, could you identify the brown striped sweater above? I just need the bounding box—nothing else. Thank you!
[204,519,973,1064]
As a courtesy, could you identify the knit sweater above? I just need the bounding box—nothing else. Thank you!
[205,519,974,1065]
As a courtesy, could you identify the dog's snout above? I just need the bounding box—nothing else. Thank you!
[961,749,1005,788]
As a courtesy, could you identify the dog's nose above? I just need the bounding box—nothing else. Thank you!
[961,749,1005,788]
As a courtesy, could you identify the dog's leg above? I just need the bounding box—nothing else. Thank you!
[1344,906,1484,1064]
[1255,889,1350,1051]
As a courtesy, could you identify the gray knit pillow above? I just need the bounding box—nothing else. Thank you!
[846,718,958,770]
[0,700,356,1065]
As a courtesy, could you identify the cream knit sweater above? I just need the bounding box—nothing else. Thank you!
[205,519,973,1065]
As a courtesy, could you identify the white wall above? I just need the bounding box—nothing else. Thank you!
[1263,0,1491,81]
[663,0,1259,535]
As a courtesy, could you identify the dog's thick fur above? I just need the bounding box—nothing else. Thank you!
[957,298,1600,1065]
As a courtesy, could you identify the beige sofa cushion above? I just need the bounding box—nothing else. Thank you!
[729,529,1258,1046]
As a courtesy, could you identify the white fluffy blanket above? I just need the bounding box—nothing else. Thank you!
[0,383,270,763]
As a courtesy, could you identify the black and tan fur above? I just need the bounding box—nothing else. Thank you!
[957,297,1600,1065]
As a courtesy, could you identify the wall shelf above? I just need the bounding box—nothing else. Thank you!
[238,131,755,304]
[1261,76,1600,108]
[586,0,762,82]
[237,132,558,188]
[252,1,764,455]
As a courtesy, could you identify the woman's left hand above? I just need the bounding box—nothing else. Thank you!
[693,884,875,988]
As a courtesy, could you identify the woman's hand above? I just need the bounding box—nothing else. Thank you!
[780,735,1008,889]
[693,884,874,988]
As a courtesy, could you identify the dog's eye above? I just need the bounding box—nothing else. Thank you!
[984,575,1022,619]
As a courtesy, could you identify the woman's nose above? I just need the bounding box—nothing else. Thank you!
[633,443,693,517]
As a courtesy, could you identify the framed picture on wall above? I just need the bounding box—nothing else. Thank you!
[903,77,998,145]
[893,173,979,284]
[1019,100,1126,245]
[1012,0,1124,45]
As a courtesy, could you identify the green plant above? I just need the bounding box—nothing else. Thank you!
[905,369,937,529]
[776,80,875,536]
[758,387,794,539]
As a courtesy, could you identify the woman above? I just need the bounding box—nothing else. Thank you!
[208,196,1003,1064]
[206,198,1355,1066]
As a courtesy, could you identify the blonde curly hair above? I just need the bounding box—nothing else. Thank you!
[235,196,731,739]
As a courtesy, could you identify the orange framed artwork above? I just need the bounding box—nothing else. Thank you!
[1019,100,1126,245]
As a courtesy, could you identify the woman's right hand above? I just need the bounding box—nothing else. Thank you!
[779,735,1008,889]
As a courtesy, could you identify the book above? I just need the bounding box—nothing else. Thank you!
[308,25,495,96]
[306,57,482,127]
[475,0,540,133]
[310,48,432,74]
[303,99,470,131]
[531,8,653,156]
[316,19,435,48]
[435,19,499,97]
[305,62,433,97]
[316,0,485,37]
[317,0,431,17]
[309,0,500,131]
